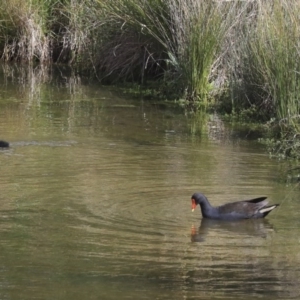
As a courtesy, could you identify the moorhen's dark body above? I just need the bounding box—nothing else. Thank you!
[0,140,9,148]
[191,193,279,220]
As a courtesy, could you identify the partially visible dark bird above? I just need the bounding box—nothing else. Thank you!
[0,140,9,148]
[191,192,279,220]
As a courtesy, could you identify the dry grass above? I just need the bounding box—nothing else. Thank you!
[1,0,50,63]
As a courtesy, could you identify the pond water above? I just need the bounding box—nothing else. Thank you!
[0,66,300,300]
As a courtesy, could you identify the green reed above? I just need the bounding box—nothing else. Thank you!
[231,0,300,127]
[98,0,232,103]
[95,0,173,82]
[180,2,224,106]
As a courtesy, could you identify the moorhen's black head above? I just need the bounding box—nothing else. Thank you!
[191,193,208,211]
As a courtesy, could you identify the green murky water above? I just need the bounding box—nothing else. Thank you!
[0,66,299,299]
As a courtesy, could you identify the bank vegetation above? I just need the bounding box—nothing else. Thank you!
[1,0,300,157]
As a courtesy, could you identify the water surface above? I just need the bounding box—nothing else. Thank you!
[0,66,299,299]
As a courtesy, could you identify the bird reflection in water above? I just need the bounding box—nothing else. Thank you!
[191,218,275,243]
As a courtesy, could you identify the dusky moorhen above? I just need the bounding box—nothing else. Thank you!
[191,192,279,220]
[0,140,9,148]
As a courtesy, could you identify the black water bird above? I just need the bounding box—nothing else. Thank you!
[0,140,9,148]
[191,192,279,220]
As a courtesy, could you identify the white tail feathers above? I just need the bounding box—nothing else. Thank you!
[259,205,278,214]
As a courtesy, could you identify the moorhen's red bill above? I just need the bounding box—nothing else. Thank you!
[191,192,279,220]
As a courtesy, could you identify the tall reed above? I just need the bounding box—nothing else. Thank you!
[0,0,53,63]
[231,0,300,126]
[98,0,234,103]
[179,1,225,105]
[95,0,175,83]
[51,0,102,65]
